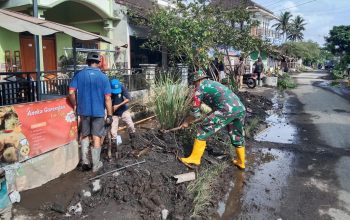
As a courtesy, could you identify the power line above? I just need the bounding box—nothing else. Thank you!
[273,0,317,12]
[264,0,286,7]
[296,7,350,15]
[270,0,306,10]
[263,0,279,5]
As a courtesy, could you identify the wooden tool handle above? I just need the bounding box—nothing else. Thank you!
[162,117,203,133]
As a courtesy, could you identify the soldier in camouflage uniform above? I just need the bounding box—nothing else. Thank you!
[180,70,246,170]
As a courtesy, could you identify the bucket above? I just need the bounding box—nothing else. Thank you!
[265,77,278,87]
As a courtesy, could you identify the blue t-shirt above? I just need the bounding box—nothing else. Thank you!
[112,84,131,116]
[69,67,111,117]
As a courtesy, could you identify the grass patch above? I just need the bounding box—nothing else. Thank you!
[188,163,228,217]
[152,74,192,129]
[277,73,297,90]
[245,117,259,139]
[330,81,342,87]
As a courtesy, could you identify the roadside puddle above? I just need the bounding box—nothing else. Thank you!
[215,149,294,219]
[255,93,297,144]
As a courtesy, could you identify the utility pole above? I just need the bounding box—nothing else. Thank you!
[33,0,41,101]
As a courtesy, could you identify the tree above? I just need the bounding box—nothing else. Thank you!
[272,11,292,42]
[287,15,306,41]
[212,4,271,72]
[144,1,216,71]
[280,41,321,66]
[144,0,269,74]
[325,26,350,73]
[319,49,333,63]
[325,25,350,55]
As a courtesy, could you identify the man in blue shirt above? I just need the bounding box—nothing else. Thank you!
[69,52,113,172]
[110,79,136,146]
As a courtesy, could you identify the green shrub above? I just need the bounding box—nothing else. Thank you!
[153,74,192,129]
[331,65,346,80]
[277,73,297,90]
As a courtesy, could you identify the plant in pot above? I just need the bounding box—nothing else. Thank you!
[59,53,87,75]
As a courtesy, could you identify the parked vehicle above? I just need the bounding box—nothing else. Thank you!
[243,73,256,88]
[243,72,265,89]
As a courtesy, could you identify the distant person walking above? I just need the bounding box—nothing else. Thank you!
[69,52,113,172]
[110,79,136,146]
[236,57,245,90]
[254,57,264,86]
[218,60,226,83]
[212,57,220,81]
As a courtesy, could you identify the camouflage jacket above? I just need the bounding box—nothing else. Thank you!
[191,79,245,118]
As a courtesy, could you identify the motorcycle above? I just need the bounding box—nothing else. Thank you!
[242,72,266,89]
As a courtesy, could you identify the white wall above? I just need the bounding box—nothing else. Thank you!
[112,3,130,69]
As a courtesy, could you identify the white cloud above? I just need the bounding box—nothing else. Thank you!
[302,13,334,45]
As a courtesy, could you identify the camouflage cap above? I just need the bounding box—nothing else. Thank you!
[193,70,209,82]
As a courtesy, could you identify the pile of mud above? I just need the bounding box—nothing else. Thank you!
[237,91,272,117]
[52,130,231,219]
[16,91,274,219]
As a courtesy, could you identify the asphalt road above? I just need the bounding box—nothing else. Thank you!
[289,71,350,220]
[293,72,350,149]
[220,71,350,220]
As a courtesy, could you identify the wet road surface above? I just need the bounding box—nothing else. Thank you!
[217,71,350,220]
[291,71,350,219]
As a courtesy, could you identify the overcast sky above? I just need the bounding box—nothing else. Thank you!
[254,0,350,46]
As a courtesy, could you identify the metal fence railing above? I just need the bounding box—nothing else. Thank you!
[105,68,148,91]
[41,79,71,96]
[0,68,151,106]
[0,80,37,106]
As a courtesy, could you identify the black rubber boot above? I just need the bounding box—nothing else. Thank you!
[129,133,136,149]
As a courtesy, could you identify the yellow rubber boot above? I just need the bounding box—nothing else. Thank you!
[233,146,245,170]
[180,139,206,166]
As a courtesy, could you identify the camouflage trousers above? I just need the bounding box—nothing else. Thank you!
[197,110,246,147]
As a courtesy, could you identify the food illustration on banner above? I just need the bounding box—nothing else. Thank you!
[0,98,77,166]
[0,106,29,163]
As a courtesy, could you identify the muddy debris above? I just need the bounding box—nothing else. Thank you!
[237,91,272,117]
[68,202,82,216]
[15,91,275,219]
[50,203,65,214]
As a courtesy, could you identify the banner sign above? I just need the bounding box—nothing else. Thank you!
[0,98,77,164]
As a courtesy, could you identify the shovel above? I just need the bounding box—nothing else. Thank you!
[105,124,114,160]
[160,112,213,134]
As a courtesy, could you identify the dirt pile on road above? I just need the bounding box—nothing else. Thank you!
[237,91,272,116]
